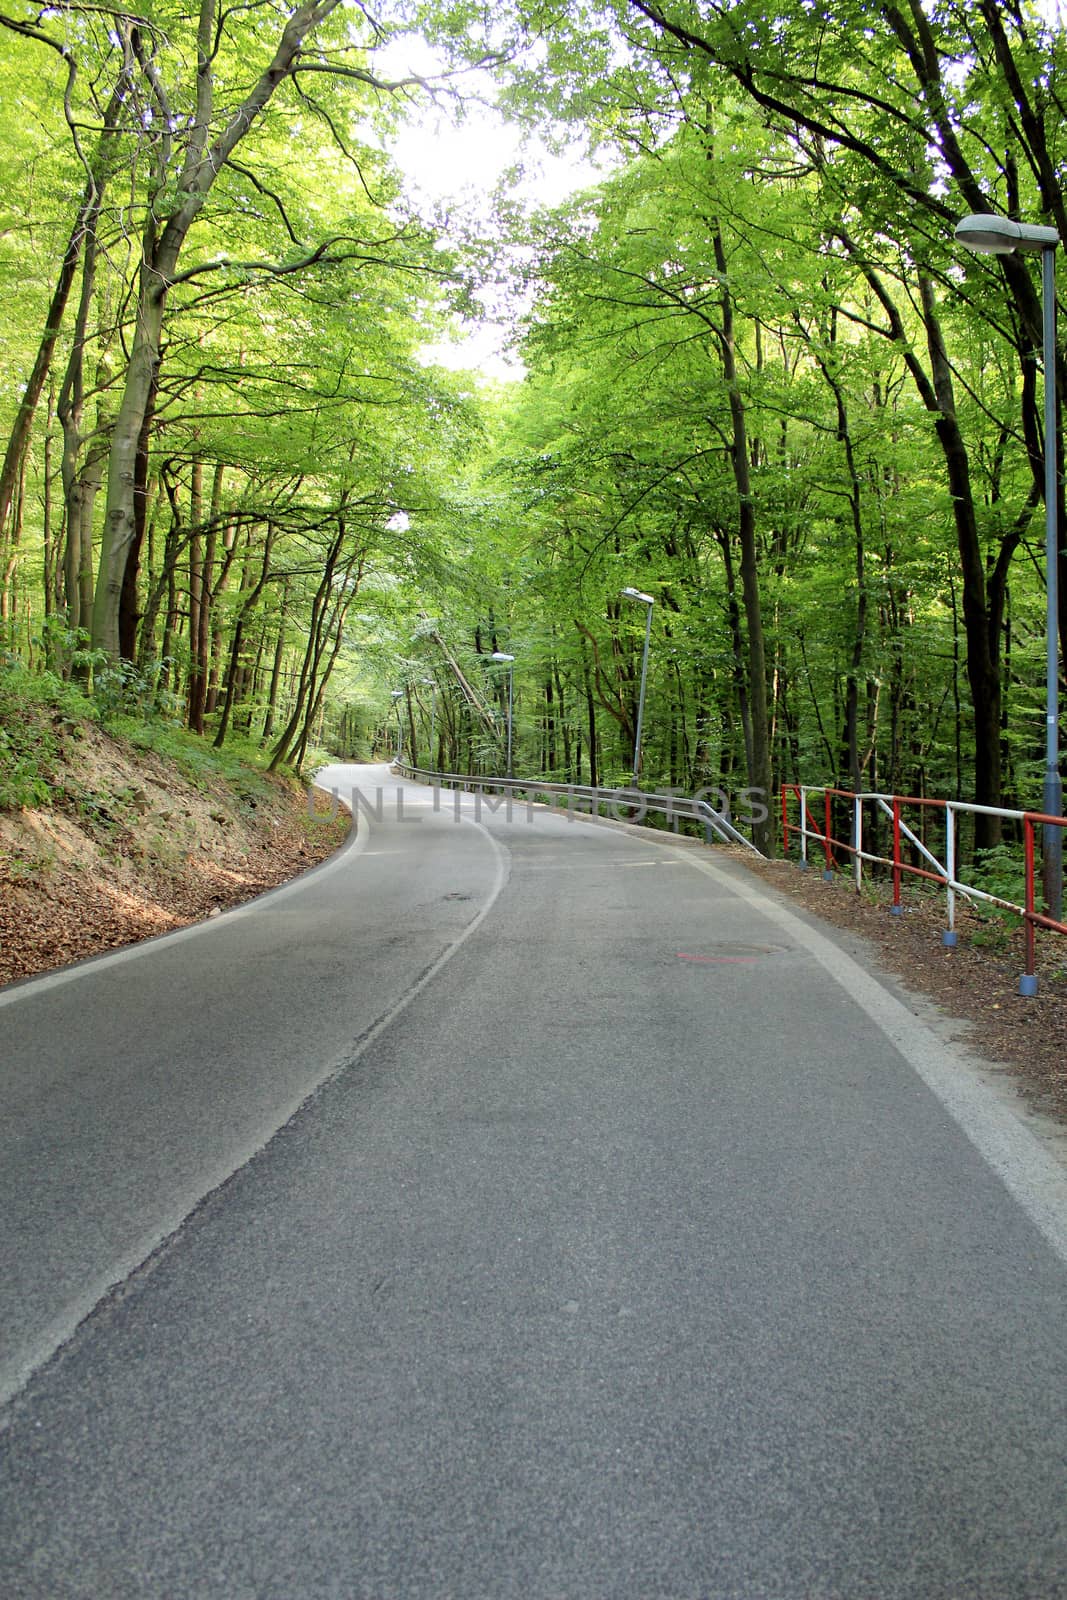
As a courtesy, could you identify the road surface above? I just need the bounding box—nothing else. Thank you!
[2,763,1067,1597]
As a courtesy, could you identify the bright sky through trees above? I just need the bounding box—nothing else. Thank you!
[373,32,603,379]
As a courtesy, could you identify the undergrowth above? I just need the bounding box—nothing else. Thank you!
[0,663,305,818]
[109,717,288,807]
[0,664,94,810]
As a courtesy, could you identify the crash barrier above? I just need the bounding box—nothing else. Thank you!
[781,784,1067,996]
[393,764,763,855]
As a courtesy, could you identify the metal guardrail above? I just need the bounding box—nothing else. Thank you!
[394,764,763,855]
[782,783,1067,995]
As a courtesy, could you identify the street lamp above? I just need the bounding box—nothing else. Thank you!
[421,679,437,771]
[490,652,515,777]
[621,587,655,787]
[390,689,404,764]
[955,214,1062,921]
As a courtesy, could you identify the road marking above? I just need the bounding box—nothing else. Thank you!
[0,796,508,1413]
[679,849,1067,1270]
[0,782,369,1011]
[337,814,507,1058]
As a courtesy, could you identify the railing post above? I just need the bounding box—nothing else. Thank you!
[943,805,957,947]
[854,795,863,894]
[1020,816,1039,996]
[891,796,903,915]
[782,786,791,855]
[823,791,834,879]
[799,786,809,870]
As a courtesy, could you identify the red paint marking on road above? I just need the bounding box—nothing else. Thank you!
[676,952,759,965]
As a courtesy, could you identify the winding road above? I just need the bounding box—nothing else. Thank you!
[2,763,1067,1597]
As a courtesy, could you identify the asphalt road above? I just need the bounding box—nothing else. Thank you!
[2,763,1067,1598]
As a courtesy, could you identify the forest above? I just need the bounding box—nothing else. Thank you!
[2,0,1066,867]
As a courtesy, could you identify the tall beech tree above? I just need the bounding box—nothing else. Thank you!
[91,0,361,658]
[0,0,443,659]
[405,0,1067,841]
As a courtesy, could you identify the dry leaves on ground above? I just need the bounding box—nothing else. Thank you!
[0,777,349,988]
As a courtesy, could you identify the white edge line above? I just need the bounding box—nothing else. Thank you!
[0,782,364,1011]
[0,811,508,1415]
[680,848,1067,1269]
[379,788,1059,1266]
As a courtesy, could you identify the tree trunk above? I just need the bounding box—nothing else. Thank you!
[848,249,1007,849]
[712,224,774,853]
[118,374,157,662]
[261,577,290,740]
[186,460,206,731]
[91,0,344,658]
[918,276,1002,850]
[269,539,342,768]
[715,526,754,786]
[0,55,130,543]
[214,524,276,749]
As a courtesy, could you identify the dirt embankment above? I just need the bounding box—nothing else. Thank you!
[0,715,348,988]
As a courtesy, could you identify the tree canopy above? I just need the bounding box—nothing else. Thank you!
[2,0,1065,865]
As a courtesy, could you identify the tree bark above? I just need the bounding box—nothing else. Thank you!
[118,374,157,662]
[918,275,1003,850]
[214,524,276,749]
[185,460,206,731]
[92,0,342,657]
[261,577,290,740]
[712,223,774,853]
[0,56,130,544]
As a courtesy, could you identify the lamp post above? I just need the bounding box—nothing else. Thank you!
[955,214,1062,920]
[621,587,655,787]
[390,689,404,764]
[490,652,515,777]
[421,678,437,770]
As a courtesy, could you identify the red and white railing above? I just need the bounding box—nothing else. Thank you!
[781,785,1067,996]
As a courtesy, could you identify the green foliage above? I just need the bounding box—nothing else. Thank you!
[92,660,179,726]
[1,0,1065,860]
[31,618,101,679]
[969,844,1028,915]
[0,734,51,811]
[0,664,92,811]
[112,717,284,804]
[953,844,1025,949]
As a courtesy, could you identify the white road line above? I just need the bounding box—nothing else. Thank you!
[681,849,1067,1269]
[0,811,509,1413]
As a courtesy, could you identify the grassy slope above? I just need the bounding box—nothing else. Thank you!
[0,665,349,985]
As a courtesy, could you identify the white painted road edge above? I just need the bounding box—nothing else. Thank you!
[683,848,1067,1271]
[5,769,1067,1407]
[0,781,368,1013]
[0,815,508,1415]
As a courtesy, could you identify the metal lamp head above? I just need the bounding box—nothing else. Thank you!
[621,587,655,605]
[955,213,1059,255]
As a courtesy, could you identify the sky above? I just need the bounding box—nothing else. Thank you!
[373,7,1067,379]
[371,34,602,381]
